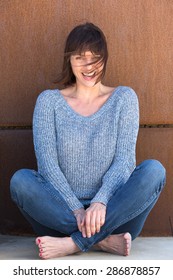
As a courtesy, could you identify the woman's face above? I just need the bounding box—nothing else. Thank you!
[70,51,104,87]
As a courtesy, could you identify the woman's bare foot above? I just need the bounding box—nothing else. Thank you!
[35,236,80,259]
[95,233,131,256]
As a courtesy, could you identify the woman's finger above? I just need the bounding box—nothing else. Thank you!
[81,224,87,238]
[90,211,97,236]
[95,213,101,233]
[85,211,92,238]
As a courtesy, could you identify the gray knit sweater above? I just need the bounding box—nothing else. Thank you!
[33,86,139,211]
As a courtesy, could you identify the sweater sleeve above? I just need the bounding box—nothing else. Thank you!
[33,91,84,211]
[91,87,139,205]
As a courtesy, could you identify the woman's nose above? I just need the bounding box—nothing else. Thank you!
[84,61,93,70]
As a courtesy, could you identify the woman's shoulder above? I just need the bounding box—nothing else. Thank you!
[114,86,138,104]
[115,86,137,97]
[35,89,62,105]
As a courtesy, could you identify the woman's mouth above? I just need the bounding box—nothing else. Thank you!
[82,71,96,80]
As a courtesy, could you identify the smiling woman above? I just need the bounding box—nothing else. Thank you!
[10,22,166,260]
[56,22,108,87]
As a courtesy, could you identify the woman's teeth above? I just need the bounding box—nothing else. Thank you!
[82,72,95,77]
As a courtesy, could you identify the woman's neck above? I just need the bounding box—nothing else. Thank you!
[72,82,104,103]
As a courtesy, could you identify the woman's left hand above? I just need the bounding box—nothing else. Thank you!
[84,202,106,238]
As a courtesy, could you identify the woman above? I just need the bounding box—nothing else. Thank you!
[10,22,166,259]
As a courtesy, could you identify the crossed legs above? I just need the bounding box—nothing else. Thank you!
[10,159,165,259]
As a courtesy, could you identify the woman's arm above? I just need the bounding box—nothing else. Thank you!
[91,87,139,205]
[33,91,83,211]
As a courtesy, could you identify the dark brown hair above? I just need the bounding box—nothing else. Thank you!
[56,22,108,87]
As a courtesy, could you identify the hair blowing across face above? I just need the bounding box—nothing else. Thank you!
[56,22,108,87]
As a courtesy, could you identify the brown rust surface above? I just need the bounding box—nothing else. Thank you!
[0,130,36,234]
[0,0,173,125]
[137,128,173,236]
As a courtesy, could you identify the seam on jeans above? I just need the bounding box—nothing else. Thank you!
[19,206,64,234]
[107,176,166,234]
[108,188,162,233]
[71,234,85,252]
[34,174,74,214]
[20,203,76,236]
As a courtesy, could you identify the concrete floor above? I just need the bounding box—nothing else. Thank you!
[0,234,172,260]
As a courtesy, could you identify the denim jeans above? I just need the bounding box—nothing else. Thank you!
[10,159,166,252]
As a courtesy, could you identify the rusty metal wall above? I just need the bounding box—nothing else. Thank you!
[0,0,173,236]
[136,128,173,236]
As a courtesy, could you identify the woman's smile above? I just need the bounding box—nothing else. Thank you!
[82,71,96,80]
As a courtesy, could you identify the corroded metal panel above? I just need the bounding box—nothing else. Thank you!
[0,0,173,125]
[137,128,173,236]
[0,130,36,234]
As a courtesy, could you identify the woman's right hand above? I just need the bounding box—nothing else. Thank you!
[73,208,86,237]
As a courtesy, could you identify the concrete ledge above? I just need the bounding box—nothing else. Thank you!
[0,235,172,260]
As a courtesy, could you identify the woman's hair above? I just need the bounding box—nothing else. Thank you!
[56,22,108,87]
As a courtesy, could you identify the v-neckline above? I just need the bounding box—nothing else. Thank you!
[57,87,119,121]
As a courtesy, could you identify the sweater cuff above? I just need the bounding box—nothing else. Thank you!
[90,195,109,206]
[65,197,84,211]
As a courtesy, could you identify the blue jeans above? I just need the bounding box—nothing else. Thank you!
[10,159,165,252]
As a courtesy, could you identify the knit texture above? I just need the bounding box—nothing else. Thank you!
[33,86,139,211]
